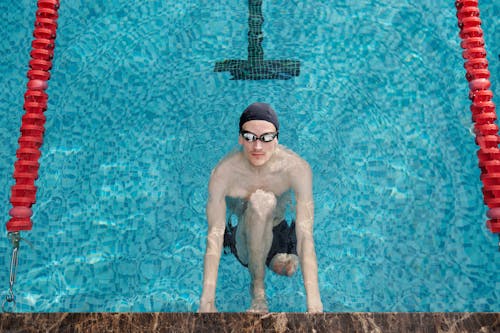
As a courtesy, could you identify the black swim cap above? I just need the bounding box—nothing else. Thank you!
[239,102,279,132]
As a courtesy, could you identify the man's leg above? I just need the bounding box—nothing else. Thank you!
[267,220,299,277]
[235,189,276,312]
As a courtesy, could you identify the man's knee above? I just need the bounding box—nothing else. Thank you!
[248,189,277,219]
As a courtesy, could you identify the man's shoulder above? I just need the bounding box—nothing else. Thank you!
[276,145,310,169]
[208,152,242,196]
[276,146,312,194]
[211,150,243,176]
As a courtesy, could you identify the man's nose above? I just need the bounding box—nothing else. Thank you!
[253,140,263,149]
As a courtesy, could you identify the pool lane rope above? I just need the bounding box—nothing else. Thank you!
[455,0,500,238]
[3,0,60,312]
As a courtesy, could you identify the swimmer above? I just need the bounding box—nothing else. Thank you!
[199,102,323,313]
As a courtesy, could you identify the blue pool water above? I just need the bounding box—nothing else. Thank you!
[0,0,499,312]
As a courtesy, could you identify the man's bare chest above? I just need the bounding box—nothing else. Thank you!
[226,172,290,199]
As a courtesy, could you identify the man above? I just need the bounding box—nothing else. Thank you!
[199,102,323,313]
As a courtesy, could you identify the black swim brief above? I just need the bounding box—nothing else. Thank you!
[223,219,297,267]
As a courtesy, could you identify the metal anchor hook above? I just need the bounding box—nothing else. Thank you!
[2,289,16,312]
[2,232,32,313]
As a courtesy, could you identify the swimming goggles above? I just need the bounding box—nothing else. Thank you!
[240,130,279,143]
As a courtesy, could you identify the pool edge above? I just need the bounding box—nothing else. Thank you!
[0,312,498,332]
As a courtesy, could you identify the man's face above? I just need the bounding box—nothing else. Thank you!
[239,120,278,167]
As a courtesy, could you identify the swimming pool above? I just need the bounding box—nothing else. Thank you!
[0,0,498,312]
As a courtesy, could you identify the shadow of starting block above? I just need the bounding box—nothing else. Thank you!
[214,0,300,80]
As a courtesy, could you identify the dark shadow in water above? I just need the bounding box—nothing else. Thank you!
[214,0,300,80]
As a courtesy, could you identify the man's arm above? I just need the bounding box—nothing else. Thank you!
[199,169,227,312]
[292,160,323,312]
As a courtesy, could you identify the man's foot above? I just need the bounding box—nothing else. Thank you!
[247,296,269,313]
[269,253,299,277]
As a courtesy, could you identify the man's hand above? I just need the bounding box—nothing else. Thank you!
[198,297,218,313]
[307,300,323,313]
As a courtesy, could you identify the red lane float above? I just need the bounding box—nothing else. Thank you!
[456,0,500,233]
[6,0,60,232]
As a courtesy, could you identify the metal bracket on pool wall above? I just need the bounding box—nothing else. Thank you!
[214,0,300,80]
